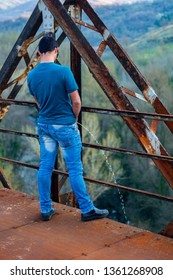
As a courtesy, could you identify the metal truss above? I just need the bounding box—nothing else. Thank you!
[1,0,173,205]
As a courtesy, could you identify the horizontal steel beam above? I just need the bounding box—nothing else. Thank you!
[82,106,173,122]
[82,142,173,162]
[1,98,173,122]
[0,156,173,203]
[0,128,38,139]
[1,128,173,162]
[0,98,37,107]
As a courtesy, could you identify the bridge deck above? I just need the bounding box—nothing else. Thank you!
[0,188,173,260]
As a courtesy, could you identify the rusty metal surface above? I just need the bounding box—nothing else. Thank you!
[0,3,42,88]
[0,4,42,120]
[2,98,173,122]
[0,189,173,260]
[70,5,82,135]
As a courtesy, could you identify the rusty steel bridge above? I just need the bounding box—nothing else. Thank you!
[0,0,173,259]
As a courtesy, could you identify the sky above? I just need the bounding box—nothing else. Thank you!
[0,0,153,10]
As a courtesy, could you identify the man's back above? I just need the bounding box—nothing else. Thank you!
[27,63,78,125]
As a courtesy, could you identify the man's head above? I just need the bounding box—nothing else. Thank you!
[38,36,59,54]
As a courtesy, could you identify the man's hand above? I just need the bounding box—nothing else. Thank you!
[70,90,81,120]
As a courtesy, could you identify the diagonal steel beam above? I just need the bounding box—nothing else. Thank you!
[0,3,42,90]
[77,0,173,134]
[0,167,12,189]
[43,0,173,188]
[0,27,67,121]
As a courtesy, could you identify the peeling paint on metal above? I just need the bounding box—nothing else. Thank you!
[145,127,161,155]
[103,29,110,41]
[144,86,157,104]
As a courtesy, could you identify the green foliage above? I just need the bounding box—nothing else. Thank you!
[80,0,173,46]
[0,32,19,67]
[81,113,123,201]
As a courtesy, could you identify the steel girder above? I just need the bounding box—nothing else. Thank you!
[0,0,173,191]
[43,0,173,188]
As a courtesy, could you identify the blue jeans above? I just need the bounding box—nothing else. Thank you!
[37,122,94,214]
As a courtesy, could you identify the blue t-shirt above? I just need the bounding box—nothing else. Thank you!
[27,63,78,125]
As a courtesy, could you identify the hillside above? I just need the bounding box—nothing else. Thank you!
[129,24,173,54]
[95,0,173,42]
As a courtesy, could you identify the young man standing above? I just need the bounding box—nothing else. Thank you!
[27,36,109,222]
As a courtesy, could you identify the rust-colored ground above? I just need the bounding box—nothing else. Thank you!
[0,188,173,260]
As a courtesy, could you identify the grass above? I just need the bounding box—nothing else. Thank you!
[127,24,173,64]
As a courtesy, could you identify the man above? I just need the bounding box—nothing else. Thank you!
[27,36,109,222]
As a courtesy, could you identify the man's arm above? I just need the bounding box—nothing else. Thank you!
[70,90,81,120]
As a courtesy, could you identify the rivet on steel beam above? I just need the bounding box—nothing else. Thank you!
[39,0,54,34]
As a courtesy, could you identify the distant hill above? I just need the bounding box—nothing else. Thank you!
[0,0,35,21]
[95,0,173,42]
[126,23,173,69]
[0,0,172,44]
[131,24,173,50]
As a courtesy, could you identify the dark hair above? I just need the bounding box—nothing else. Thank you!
[38,36,58,54]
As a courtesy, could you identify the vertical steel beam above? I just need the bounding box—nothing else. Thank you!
[39,0,54,34]
[69,4,82,132]
[70,44,82,121]
[43,0,173,188]
[51,157,59,202]
[69,4,82,207]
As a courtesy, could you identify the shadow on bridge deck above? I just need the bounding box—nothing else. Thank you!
[0,188,173,260]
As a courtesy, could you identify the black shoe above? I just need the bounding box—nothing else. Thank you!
[81,207,109,222]
[41,208,56,221]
